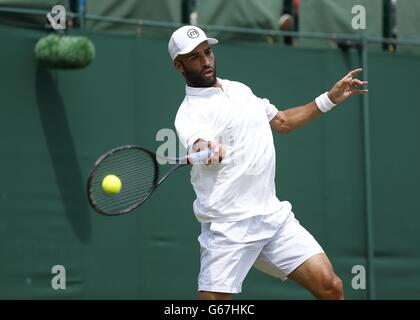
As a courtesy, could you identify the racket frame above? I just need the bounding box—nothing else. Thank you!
[87,144,209,216]
[87,145,162,216]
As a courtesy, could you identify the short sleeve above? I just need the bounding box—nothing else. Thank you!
[237,82,278,121]
[260,97,279,121]
[175,105,216,151]
[242,84,278,121]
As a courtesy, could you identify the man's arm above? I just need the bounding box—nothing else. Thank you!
[270,68,368,134]
[270,101,321,134]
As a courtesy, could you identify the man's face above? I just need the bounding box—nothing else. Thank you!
[175,41,217,87]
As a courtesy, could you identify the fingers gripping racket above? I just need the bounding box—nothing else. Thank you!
[87,145,210,216]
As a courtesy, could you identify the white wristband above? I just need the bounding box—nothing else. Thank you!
[315,92,336,113]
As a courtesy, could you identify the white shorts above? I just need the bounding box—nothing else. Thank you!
[197,208,324,294]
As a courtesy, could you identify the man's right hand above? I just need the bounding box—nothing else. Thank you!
[192,139,225,165]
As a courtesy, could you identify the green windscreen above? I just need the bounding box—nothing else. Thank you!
[299,0,383,48]
[396,0,420,54]
[197,0,283,42]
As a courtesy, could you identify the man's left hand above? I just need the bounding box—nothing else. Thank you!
[327,68,368,104]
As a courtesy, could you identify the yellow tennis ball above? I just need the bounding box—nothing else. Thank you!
[102,175,122,194]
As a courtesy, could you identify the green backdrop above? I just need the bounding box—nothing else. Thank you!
[0,23,419,299]
[299,0,383,48]
[397,0,420,54]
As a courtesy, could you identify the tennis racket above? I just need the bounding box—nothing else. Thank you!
[86,145,211,216]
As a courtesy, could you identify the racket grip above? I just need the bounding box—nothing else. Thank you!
[188,149,212,164]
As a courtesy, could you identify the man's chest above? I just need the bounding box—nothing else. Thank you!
[204,94,267,136]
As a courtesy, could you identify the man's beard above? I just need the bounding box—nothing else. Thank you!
[184,63,217,87]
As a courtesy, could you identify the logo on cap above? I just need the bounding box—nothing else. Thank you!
[187,28,200,39]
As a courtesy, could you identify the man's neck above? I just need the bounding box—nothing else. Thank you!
[186,79,222,89]
[213,81,222,89]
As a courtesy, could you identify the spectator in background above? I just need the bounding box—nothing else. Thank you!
[278,0,299,45]
[391,0,397,39]
[384,0,397,52]
[390,0,397,51]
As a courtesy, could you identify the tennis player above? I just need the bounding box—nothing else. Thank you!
[169,26,368,300]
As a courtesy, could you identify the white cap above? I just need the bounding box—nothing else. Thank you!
[168,25,219,61]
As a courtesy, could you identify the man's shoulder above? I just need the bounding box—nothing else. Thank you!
[221,78,253,94]
[175,97,189,117]
[175,95,202,120]
[177,94,196,111]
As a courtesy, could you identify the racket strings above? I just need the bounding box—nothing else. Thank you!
[89,148,157,215]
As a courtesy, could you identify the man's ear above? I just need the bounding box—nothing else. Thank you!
[174,59,185,75]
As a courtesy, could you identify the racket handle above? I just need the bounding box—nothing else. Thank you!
[188,149,212,164]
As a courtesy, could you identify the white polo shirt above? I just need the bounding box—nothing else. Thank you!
[175,78,288,223]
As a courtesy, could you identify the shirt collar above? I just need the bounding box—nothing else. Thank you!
[185,78,226,96]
